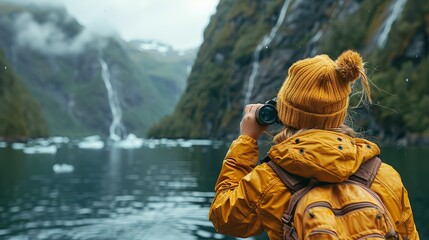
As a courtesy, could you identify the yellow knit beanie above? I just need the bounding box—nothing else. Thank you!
[276,50,371,129]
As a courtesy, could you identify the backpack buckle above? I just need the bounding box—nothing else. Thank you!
[283,222,297,240]
[281,214,292,224]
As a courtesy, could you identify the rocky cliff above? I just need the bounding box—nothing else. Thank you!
[0,51,48,139]
[148,0,429,144]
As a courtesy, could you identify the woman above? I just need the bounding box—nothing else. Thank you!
[208,50,419,239]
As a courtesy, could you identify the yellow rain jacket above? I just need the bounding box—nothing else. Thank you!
[209,130,419,239]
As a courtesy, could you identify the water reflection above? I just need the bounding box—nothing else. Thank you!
[0,142,229,240]
[1,141,427,239]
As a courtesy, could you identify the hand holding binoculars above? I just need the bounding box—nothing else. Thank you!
[255,98,281,126]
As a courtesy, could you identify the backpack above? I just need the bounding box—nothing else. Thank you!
[267,157,399,240]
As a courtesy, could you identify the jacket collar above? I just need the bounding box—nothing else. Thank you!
[267,129,380,182]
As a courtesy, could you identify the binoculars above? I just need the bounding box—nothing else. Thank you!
[255,98,281,125]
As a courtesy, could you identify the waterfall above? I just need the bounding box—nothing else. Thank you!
[98,54,126,141]
[243,0,292,106]
[376,0,407,48]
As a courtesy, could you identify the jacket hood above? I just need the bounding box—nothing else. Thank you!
[268,129,380,183]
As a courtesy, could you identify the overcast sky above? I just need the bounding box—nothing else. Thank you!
[12,0,219,50]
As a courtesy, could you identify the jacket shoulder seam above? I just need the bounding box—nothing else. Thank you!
[258,164,288,207]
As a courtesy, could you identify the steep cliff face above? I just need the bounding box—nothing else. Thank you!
[0,2,195,137]
[149,0,429,142]
[0,51,48,139]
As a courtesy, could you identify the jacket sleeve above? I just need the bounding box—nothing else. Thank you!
[373,163,420,240]
[397,185,419,240]
[208,135,264,237]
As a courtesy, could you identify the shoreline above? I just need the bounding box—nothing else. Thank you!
[1,134,428,147]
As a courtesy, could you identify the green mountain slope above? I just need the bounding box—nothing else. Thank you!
[320,0,429,140]
[0,51,48,139]
[148,0,429,144]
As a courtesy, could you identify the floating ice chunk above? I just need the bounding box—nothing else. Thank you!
[78,141,104,149]
[188,139,213,146]
[30,138,50,146]
[114,134,143,149]
[78,135,104,149]
[82,135,102,141]
[163,139,178,148]
[50,136,70,144]
[142,139,161,148]
[141,138,216,148]
[23,145,57,154]
[11,142,26,150]
[53,163,74,173]
[178,139,193,148]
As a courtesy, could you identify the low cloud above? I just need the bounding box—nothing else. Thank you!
[13,12,114,55]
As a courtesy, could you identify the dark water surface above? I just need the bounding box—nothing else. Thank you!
[0,140,428,239]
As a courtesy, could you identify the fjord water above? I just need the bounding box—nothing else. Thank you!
[0,141,428,239]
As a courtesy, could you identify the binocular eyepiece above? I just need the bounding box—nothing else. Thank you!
[255,98,281,126]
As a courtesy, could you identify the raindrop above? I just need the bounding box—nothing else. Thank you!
[405,78,409,82]
[4,66,6,70]
[265,46,268,49]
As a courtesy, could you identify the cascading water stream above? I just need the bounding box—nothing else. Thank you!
[98,54,126,142]
[243,0,292,106]
[376,0,407,49]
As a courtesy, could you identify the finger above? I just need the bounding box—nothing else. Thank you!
[248,103,263,114]
[244,104,255,114]
[244,103,263,115]
[244,104,250,114]
[249,104,256,113]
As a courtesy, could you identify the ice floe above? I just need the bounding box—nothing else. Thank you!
[53,163,74,173]
[78,135,105,149]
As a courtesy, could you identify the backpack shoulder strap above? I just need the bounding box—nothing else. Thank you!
[266,156,384,240]
[267,160,309,194]
[266,159,314,240]
[266,156,382,190]
[349,156,382,187]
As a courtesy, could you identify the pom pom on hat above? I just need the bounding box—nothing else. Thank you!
[335,50,364,83]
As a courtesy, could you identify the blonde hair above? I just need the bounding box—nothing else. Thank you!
[273,124,357,144]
